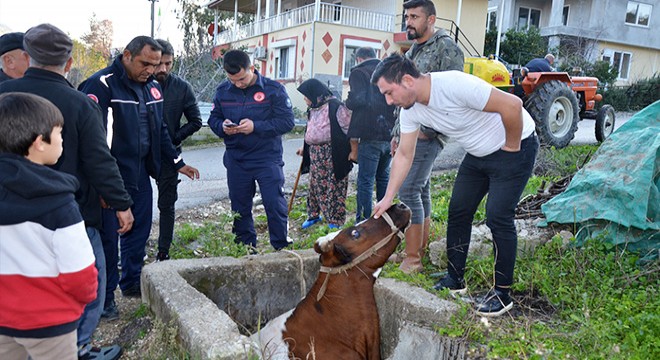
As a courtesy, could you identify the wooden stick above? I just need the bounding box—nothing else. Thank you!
[288,160,303,214]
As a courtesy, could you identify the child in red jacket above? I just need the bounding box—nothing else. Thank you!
[0,93,98,360]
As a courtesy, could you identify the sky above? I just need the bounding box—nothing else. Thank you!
[0,0,187,52]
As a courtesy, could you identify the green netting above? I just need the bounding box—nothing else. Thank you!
[541,101,660,260]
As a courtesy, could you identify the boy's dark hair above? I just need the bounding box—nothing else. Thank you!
[125,36,162,57]
[403,0,437,16]
[223,50,251,75]
[0,92,64,156]
[155,39,174,56]
[355,47,376,60]
[371,53,421,85]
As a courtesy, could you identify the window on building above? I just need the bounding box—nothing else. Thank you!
[562,5,569,26]
[487,7,498,31]
[276,47,290,78]
[517,7,541,30]
[343,47,359,79]
[271,39,296,80]
[602,50,632,80]
[626,1,652,26]
[333,1,342,22]
[342,39,382,79]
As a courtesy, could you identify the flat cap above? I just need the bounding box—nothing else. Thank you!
[0,32,24,56]
[23,23,73,66]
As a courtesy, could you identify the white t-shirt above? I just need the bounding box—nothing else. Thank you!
[400,71,536,157]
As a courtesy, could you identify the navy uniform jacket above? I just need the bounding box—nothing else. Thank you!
[208,70,294,164]
[79,55,185,191]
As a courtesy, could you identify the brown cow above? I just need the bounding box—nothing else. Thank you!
[253,203,411,359]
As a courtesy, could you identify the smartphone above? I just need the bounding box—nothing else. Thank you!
[224,123,238,128]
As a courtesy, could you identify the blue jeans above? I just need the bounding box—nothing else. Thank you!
[356,140,391,222]
[399,138,442,224]
[77,227,105,347]
[101,168,153,304]
[446,134,539,288]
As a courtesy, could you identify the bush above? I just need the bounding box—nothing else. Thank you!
[602,75,660,111]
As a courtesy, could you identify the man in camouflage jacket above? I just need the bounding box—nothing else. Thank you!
[392,0,464,273]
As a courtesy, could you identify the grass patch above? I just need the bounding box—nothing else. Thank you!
[163,143,658,358]
[131,303,150,320]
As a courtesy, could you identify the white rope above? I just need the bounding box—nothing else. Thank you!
[315,212,405,301]
[281,249,306,300]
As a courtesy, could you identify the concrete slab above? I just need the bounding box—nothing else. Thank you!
[142,250,466,359]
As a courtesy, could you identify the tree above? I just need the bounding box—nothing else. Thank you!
[498,27,546,66]
[483,28,498,57]
[173,0,253,101]
[553,32,618,87]
[81,14,114,60]
[68,39,107,88]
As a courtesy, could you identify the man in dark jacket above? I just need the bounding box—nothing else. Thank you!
[153,39,202,261]
[346,47,395,222]
[0,23,132,360]
[208,49,294,250]
[0,32,28,84]
[79,36,199,320]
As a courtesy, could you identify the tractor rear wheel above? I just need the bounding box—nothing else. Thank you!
[595,105,616,142]
[524,80,580,148]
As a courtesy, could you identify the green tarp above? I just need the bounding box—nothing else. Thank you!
[541,101,660,259]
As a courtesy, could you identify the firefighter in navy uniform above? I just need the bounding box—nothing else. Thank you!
[208,50,294,250]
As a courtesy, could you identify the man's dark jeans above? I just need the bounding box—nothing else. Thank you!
[446,134,539,288]
[157,161,179,254]
[355,140,391,222]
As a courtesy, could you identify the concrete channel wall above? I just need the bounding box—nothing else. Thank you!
[141,249,467,359]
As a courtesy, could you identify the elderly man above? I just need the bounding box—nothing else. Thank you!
[0,23,133,360]
[372,54,539,317]
[525,54,555,72]
[80,36,199,320]
[0,32,29,83]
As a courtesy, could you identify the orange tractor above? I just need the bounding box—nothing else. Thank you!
[464,57,615,148]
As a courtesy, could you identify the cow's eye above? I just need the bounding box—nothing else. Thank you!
[351,229,360,238]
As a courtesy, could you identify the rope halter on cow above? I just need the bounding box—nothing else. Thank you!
[316,211,406,302]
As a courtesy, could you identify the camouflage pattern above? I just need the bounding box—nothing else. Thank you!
[392,29,465,139]
[406,28,464,73]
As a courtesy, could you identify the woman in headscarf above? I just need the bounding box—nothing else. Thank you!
[296,78,353,229]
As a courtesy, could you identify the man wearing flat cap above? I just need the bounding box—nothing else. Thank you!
[0,23,131,360]
[0,32,29,84]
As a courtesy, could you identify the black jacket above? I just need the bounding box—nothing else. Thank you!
[160,73,202,152]
[79,56,184,189]
[0,153,80,226]
[0,69,12,84]
[0,68,133,229]
[345,58,395,141]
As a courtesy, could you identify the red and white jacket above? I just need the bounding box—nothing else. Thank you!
[0,154,98,338]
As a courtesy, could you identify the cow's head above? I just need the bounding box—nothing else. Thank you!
[314,203,411,270]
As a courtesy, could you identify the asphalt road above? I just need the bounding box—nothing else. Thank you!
[152,112,632,220]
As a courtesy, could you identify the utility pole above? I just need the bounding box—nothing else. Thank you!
[149,0,159,37]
